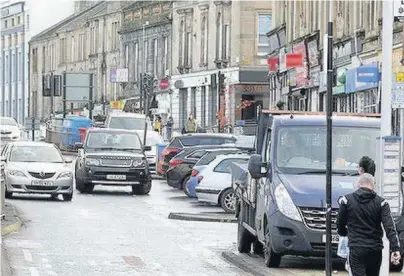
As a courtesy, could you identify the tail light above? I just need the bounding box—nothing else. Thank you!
[191,170,199,177]
[198,176,204,182]
[162,148,179,156]
[169,159,183,167]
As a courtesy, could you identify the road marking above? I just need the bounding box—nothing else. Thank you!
[29,267,40,276]
[23,249,33,262]
[122,256,146,269]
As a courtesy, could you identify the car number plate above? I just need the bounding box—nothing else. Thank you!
[106,175,126,180]
[32,180,54,186]
[322,234,339,244]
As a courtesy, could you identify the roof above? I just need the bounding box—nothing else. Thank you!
[272,115,380,128]
[109,112,147,118]
[29,1,105,44]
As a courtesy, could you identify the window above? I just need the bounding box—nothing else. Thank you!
[124,44,129,68]
[191,87,196,117]
[12,54,16,81]
[11,18,14,27]
[26,15,29,29]
[162,36,168,74]
[200,16,208,65]
[214,158,249,173]
[42,46,46,71]
[71,36,75,62]
[144,40,148,71]
[10,145,64,163]
[168,138,183,149]
[187,150,207,159]
[4,20,7,29]
[111,21,119,50]
[368,0,376,31]
[79,33,85,60]
[185,32,192,67]
[179,20,185,67]
[134,42,139,80]
[5,55,8,83]
[258,14,271,56]
[223,24,230,60]
[153,38,158,75]
[13,34,17,45]
[18,52,22,81]
[59,38,66,63]
[201,86,206,127]
[17,16,21,25]
[90,26,95,54]
[32,48,37,73]
[215,12,222,60]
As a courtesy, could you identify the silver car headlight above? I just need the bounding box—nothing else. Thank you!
[274,183,302,222]
[57,171,72,179]
[85,158,100,166]
[8,169,26,177]
[132,159,147,167]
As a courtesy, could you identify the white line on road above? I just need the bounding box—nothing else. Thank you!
[23,249,33,262]
[29,267,40,276]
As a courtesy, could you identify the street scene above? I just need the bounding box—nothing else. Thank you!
[2,0,404,276]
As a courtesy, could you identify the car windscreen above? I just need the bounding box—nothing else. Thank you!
[275,126,380,174]
[179,136,236,147]
[108,117,145,130]
[85,132,142,150]
[9,145,63,163]
[196,149,239,165]
[214,158,249,173]
[0,117,17,126]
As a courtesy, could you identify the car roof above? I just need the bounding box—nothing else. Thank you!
[177,133,236,139]
[108,112,146,118]
[87,128,141,135]
[273,115,380,128]
[9,141,56,147]
[215,153,251,160]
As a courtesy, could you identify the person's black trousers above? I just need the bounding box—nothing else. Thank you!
[349,247,382,276]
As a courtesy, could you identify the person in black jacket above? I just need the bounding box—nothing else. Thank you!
[358,155,376,176]
[337,173,401,276]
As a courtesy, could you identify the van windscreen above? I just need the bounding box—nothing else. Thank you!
[109,117,145,130]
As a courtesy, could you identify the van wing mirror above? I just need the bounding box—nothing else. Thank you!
[248,154,267,179]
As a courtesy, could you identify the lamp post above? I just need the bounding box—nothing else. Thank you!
[140,21,149,113]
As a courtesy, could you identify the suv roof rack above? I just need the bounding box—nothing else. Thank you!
[261,110,381,118]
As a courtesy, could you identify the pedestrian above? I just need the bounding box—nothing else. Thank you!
[337,173,401,276]
[185,114,197,133]
[165,116,174,140]
[154,116,161,134]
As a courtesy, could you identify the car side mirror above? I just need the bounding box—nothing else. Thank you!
[75,142,83,149]
[248,154,267,179]
[65,159,73,163]
[143,145,152,151]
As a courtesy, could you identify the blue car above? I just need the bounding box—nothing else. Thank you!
[186,165,206,198]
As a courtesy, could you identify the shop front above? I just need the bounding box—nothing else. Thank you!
[345,63,380,113]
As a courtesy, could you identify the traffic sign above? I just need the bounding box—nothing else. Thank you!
[394,0,404,22]
[24,117,41,131]
[159,79,169,90]
[392,74,404,108]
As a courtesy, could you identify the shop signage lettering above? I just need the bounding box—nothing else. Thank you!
[236,85,267,94]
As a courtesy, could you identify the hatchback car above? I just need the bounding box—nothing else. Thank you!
[1,141,74,201]
[195,154,250,213]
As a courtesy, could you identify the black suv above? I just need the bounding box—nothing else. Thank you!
[74,128,152,195]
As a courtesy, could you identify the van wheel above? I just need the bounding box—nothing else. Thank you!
[264,223,281,267]
[390,258,404,272]
[237,206,254,253]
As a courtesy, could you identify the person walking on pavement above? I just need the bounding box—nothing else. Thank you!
[337,173,401,276]
[185,114,197,133]
[165,116,174,140]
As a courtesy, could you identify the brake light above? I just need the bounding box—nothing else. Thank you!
[162,148,179,156]
[191,170,199,177]
[169,159,183,167]
[198,176,204,182]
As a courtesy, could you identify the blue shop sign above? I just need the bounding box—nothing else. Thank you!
[346,63,380,93]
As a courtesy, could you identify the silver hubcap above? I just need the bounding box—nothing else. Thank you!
[224,192,237,211]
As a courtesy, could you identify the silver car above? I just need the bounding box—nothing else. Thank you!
[1,141,73,201]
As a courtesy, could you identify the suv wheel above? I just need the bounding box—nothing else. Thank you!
[220,189,237,213]
[132,180,152,195]
[264,223,281,267]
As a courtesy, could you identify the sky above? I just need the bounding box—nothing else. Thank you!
[27,0,74,37]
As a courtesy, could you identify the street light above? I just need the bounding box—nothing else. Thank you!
[140,21,149,113]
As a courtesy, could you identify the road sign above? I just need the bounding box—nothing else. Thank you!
[63,72,93,102]
[392,74,404,108]
[24,117,41,131]
[394,0,404,22]
[159,79,169,90]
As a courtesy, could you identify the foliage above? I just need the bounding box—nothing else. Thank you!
[237,99,256,110]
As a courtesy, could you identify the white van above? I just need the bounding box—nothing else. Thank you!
[105,112,152,131]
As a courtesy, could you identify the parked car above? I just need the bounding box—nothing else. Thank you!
[0,117,23,143]
[157,133,237,175]
[1,141,74,201]
[74,128,152,195]
[165,145,237,194]
[186,148,253,198]
[135,130,164,174]
[195,153,250,213]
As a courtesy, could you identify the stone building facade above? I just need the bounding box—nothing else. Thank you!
[170,0,272,131]
[29,1,130,119]
[268,0,401,114]
[118,1,172,118]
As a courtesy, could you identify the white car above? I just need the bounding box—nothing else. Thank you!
[135,130,164,173]
[195,153,250,213]
[0,117,23,143]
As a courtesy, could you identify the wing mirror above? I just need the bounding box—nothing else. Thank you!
[143,145,152,151]
[65,159,73,163]
[74,142,83,149]
[248,154,268,179]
